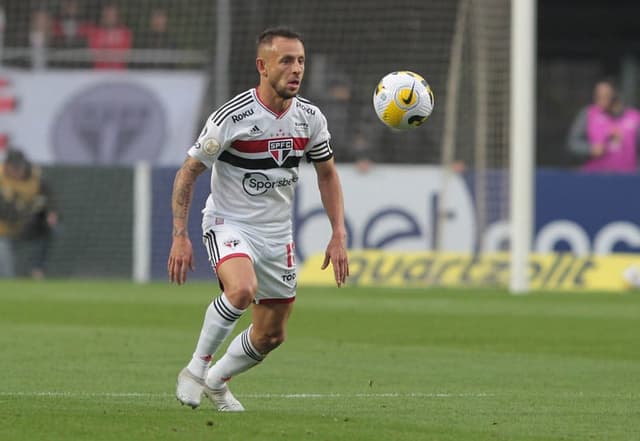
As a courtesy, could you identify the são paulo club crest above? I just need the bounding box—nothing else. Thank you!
[268,138,293,166]
[224,238,240,249]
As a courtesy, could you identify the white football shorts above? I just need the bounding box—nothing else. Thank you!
[202,218,297,304]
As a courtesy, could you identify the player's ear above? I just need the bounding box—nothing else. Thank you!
[256,58,267,77]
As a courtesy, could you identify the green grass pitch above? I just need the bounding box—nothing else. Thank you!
[1,280,639,441]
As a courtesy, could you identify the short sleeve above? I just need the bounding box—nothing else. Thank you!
[305,111,334,163]
[188,118,225,168]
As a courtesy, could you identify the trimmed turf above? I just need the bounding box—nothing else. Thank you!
[1,280,639,440]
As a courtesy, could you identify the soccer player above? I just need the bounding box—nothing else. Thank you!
[168,27,349,412]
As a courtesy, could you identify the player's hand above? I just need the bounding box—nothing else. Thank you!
[168,236,195,285]
[321,233,349,287]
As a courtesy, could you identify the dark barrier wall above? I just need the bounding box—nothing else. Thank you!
[13,167,134,278]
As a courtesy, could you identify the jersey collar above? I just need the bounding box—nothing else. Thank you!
[253,87,294,119]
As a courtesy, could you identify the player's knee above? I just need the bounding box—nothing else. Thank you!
[255,330,286,354]
[268,332,286,349]
[225,282,257,309]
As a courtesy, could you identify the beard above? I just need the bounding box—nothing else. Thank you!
[272,78,298,99]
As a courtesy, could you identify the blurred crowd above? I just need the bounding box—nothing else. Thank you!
[8,2,640,172]
[27,0,176,69]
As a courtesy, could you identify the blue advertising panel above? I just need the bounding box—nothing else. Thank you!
[535,170,640,254]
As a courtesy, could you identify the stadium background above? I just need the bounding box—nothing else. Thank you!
[5,0,640,166]
[2,3,640,440]
[1,0,640,283]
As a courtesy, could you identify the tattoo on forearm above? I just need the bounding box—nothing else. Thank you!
[172,162,202,237]
[175,185,191,219]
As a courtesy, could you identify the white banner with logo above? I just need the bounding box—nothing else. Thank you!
[1,69,206,165]
[293,164,476,261]
[293,164,640,261]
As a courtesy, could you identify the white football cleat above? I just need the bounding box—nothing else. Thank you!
[176,367,205,409]
[203,383,245,412]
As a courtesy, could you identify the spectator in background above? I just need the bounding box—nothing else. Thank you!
[29,8,52,70]
[51,0,91,49]
[143,8,176,49]
[316,76,358,162]
[0,149,58,278]
[138,8,177,68]
[567,78,640,173]
[16,179,59,279]
[86,3,132,69]
[307,56,373,171]
[351,101,441,172]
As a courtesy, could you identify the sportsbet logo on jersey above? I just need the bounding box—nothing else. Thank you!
[242,172,298,196]
[268,139,293,165]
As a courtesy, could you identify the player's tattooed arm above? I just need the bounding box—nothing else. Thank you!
[168,156,206,284]
[171,157,207,237]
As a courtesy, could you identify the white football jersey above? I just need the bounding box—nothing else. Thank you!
[188,88,333,235]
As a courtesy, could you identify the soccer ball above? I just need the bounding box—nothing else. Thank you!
[623,264,640,289]
[372,71,434,130]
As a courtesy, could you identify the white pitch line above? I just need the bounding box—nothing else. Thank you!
[0,391,492,399]
[241,392,493,399]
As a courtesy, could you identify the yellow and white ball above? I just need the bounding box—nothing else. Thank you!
[623,264,640,289]
[372,71,434,130]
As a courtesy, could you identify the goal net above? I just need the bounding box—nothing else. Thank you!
[438,0,511,253]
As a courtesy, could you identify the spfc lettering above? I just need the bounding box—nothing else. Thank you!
[231,108,255,123]
[268,139,293,165]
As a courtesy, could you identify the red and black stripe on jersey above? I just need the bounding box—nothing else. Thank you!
[219,137,306,169]
[218,136,333,169]
[219,151,303,169]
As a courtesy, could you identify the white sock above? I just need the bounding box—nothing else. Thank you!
[205,326,264,390]
[186,294,245,378]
